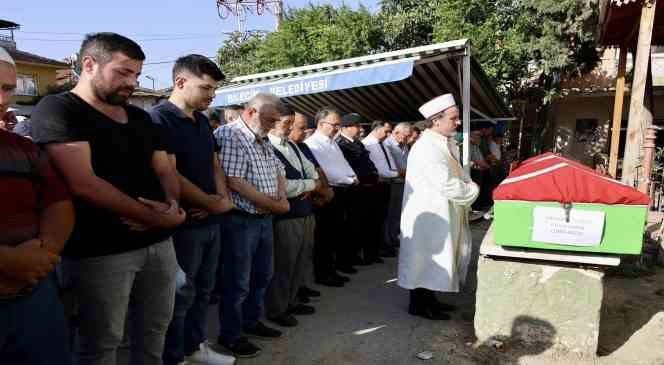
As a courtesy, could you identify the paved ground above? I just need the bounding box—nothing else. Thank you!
[203,220,492,365]
[117,218,664,364]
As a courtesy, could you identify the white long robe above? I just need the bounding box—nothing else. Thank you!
[398,129,479,292]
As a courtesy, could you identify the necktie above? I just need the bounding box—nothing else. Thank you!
[379,142,396,171]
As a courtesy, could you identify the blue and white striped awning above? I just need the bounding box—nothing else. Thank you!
[214,39,510,122]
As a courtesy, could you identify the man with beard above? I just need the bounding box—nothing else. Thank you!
[399,94,479,321]
[217,93,289,358]
[151,55,235,365]
[31,33,186,364]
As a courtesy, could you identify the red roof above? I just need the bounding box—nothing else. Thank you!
[493,153,650,205]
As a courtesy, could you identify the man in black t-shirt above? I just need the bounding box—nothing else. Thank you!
[32,33,185,365]
[151,55,235,365]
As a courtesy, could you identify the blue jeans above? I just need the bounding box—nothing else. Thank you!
[163,225,221,365]
[219,213,274,345]
[0,274,72,365]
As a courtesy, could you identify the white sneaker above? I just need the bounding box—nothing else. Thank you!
[185,342,236,365]
[483,206,494,220]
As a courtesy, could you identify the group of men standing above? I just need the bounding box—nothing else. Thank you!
[0,30,483,365]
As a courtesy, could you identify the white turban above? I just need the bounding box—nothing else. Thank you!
[418,94,456,119]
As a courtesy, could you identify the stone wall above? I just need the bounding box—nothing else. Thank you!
[474,256,604,357]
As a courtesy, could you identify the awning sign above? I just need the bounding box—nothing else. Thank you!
[213,58,415,107]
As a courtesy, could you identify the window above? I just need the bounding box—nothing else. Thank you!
[575,118,599,143]
[16,74,38,96]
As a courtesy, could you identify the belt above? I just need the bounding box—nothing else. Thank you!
[231,209,271,219]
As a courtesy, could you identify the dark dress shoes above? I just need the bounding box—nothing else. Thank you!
[408,305,451,321]
[315,276,344,287]
[268,313,298,327]
[289,304,316,316]
[337,265,358,274]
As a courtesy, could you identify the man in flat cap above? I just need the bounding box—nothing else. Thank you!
[398,94,479,320]
[335,113,384,269]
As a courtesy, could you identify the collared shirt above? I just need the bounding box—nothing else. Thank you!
[384,135,409,171]
[150,100,220,228]
[218,117,285,214]
[304,130,357,187]
[268,133,319,198]
[362,134,399,180]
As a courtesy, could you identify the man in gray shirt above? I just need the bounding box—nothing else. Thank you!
[383,122,413,247]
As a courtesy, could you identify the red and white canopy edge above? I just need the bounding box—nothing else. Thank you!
[493,153,650,205]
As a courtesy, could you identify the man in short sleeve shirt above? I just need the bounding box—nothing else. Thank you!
[216,93,290,358]
[31,33,185,365]
[151,55,235,365]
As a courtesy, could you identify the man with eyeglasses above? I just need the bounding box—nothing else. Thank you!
[304,107,358,287]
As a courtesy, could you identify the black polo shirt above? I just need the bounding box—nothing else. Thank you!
[150,101,221,229]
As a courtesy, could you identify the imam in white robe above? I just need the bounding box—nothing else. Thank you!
[398,129,479,292]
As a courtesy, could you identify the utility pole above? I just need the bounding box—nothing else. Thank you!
[275,0,284,31]
[145,75,156,90]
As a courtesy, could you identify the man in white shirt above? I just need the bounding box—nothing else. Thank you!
[304,107,358,287]
[380,122,413,248]
[363,121,399,181]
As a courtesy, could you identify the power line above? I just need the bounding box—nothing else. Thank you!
[16,30,224,37]
[143,55,217,66]
[15,35,229,42]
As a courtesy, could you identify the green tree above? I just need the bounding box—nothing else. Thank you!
[379,0,439,49]
[380,0,600,153]
[217,4,384,79]
[217,32,266,80]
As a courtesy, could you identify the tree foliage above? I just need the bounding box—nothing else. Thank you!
[217,4,382,80]
[217,0,601,132]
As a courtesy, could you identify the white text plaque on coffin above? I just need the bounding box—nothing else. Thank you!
[531,207,605,246]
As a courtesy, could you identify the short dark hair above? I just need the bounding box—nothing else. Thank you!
[173,54,225,82]
[315,106,342,124]
[279,103,295,117]
[80,32,145,65]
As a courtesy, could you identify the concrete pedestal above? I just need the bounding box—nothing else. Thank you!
[474,255,604,357]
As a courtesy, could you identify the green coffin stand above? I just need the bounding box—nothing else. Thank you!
[493,200,647,255]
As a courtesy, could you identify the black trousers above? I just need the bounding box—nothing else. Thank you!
[343,183,389,264]
[314,187,348,279]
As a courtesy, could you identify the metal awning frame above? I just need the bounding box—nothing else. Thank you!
[215,40,511,171]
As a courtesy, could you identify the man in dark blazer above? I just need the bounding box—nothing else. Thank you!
[335,113,382,271]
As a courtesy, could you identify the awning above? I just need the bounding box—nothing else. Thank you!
[213,39,511,123]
